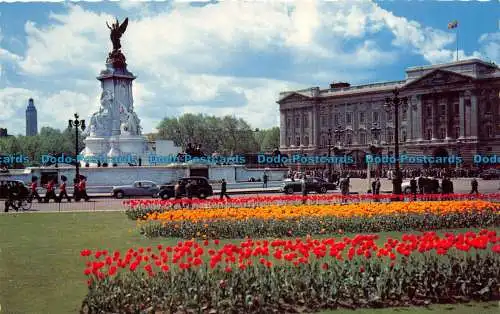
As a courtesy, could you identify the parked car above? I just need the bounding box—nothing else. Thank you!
[280,177,335,194]
[402,177,442,194]
[158,177,213,200]
[479,169,500,180]
[112,180,160,199]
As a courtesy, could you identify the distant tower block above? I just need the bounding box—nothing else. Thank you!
[26,98,38,136]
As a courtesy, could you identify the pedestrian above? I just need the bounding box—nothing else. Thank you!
[4,182,20,212]
[417,176,424,195]
[340,176,349,203]
[431,177,439,195]
[263,173,268,188]
[185,180,193,209]
[30,177,42,203]
[410,176,417,201]
[301,177,307,204]
[79,178,90,201]
[375,178,381,197]
[73,178,81,202]
[58,176,71,203]
[470,178,479,195]
[220,178,230,199]
[44,179,57,203]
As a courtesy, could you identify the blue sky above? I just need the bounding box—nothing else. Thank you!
[0,0,498,136]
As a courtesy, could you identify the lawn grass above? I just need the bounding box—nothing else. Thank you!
[0,212,498,314]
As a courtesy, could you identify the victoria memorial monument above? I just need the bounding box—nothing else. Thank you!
[82,17,148,164]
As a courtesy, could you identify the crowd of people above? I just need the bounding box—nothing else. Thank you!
[285,166,486,183]
[3,176,89,212]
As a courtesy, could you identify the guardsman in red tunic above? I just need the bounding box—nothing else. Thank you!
[31,180,42,202]
[79,179,90,201]
[58,180,71,202]
[44,180,57,203]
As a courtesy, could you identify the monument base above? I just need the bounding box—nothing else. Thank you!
[82,135,149,166]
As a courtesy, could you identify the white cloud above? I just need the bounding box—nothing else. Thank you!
[478,32,500,63]
[0,1,486,136]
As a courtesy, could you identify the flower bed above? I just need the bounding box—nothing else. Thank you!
[139,201,500,238]
[81,230,500,313]
[124,193,500,220]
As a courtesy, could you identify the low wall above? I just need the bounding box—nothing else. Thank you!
[0,165,288,186]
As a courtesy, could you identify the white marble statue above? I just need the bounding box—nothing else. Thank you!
[85,90,114,137]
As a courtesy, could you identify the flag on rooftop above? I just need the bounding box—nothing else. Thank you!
[448,20,459,29]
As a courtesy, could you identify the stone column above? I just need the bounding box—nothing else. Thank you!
[408,97,413,141]
[312,104,318,148]
[445,96,452,140]
[469,91,478,139]
[465,96,471,138]
[414,95,423,141]
[308,110,313,146]
[279,110,286,148]
[459,91,465,138]
[431,96,438,141]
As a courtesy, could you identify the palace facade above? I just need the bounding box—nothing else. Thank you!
[277,58,500,167]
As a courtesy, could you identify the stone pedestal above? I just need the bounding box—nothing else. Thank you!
[81,49,149,166]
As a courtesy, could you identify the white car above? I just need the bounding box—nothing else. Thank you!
[401,177,442,194]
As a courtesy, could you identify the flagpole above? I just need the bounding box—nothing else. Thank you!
[456,26,459,62]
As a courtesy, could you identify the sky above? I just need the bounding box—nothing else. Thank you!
[0,0,498,136]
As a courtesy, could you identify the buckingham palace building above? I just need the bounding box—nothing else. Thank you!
[277,58,500,168]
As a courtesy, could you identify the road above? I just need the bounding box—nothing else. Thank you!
[3,178,499,213]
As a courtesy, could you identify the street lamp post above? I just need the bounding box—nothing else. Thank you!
[334,126,345,175]
[68,113,86,179]
[327,128,333,182]
[367,123,382,193]
[385,88,408,196]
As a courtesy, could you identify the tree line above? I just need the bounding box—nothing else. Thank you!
[154,114,279,155]
[0,114,280,167]
[0,127,85,167]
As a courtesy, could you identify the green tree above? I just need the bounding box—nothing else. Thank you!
[260,127,280,151]
[156,114,259,154]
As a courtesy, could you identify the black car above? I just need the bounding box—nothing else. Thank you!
[479,169,500,180]
[280,177,336,194]
[158,177,214,200]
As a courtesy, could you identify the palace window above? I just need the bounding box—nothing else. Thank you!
[486,125,493,138]
[386,129,394,143]
[439,127,446,139]
[346,133,353,145]
[295,117,300,128]
[286,118,291,129]
[346,112,352,124]
[287,137,291,146]
[304,136,309,146]
[485,101,492,113]
[401,129,407,142]
[426,106,432,117]
[359,132,366,145]
[387,112,393,121]
[402,109,407,121]
[426,129,432,140]
[303,115,309,128]
[373,112,379,122]
[295,137,300,146]
[454,103,459,116]
[359,112,365,123]
[334,113,340,125]
[455,127,460,138]
[440,105,446,117]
